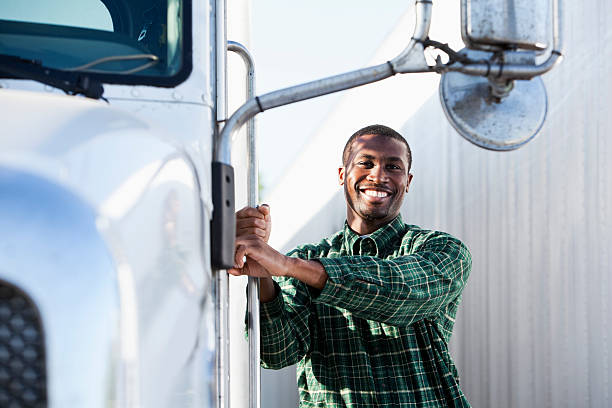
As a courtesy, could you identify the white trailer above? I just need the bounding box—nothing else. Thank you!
[0,0,563,407]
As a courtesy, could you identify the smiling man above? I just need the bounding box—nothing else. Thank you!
[231,124,472,407]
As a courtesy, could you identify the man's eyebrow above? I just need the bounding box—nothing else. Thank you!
[386,156,404,162]
[354,154,405,163]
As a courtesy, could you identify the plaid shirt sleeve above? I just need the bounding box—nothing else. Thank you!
[258,240,334,370]
[259,276,313,369]
[315,232,471,327]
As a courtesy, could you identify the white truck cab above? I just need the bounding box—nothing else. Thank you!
[1,1,217,406]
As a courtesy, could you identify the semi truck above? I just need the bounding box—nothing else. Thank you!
[0,0,561,407]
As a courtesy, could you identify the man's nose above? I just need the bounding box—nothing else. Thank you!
[366,165,388,182]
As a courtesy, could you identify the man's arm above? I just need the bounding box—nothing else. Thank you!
[231,205,328,298]
[230,236,328,290]
[233,226,471,327]
[232,206,314,369]
[313,232,471,326]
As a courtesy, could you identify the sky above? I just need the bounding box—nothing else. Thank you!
[251,0,411,196]
[2,0,112,30]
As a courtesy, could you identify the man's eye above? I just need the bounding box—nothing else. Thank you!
[387,164,402,170]
[358,161,373,168]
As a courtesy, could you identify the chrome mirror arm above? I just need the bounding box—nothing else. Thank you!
[214,0,433,164]
[389,0,433,73]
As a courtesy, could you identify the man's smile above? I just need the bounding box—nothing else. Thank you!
[358,186,394,201]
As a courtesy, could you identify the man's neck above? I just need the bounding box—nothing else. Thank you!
[346,215,394,235]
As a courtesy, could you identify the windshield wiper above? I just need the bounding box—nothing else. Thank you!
[65,53,159,75]
[0,54,104,99]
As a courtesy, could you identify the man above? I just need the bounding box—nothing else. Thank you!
[230,124,472,407]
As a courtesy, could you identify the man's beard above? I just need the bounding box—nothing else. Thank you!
[357,204,389,220]
[345,185,392,221]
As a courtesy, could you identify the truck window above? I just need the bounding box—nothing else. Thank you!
[1,0,114,31]
[0,0,190,85]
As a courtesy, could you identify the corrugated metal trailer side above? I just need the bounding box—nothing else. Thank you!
[400,2,612,406]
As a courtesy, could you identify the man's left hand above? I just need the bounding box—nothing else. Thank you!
[228,235,288,278]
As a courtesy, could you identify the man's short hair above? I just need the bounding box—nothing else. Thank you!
[342,124,412,171]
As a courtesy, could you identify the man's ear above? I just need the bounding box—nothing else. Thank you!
[338,167,345,186]
[405,173,414,192]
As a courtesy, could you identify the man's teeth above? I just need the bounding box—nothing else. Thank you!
[364,190,389,198]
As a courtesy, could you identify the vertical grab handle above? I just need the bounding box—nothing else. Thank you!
[228,40,260,408]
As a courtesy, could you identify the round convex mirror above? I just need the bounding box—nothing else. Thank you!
[439,50,548,151]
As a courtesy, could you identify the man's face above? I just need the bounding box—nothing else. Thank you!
[339,134,413,233]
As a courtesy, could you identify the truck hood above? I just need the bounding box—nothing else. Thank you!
[0,88,189,213]
[0,88,152,152]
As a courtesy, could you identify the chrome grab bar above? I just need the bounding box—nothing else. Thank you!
[213,1,229,408]
[227,40,261,408]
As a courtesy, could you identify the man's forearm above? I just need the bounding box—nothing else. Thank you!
[256,258,328,303]
[233,237,329,292]
[285,257,328,290]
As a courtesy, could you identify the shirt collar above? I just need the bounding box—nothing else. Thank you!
[342,214,404,255]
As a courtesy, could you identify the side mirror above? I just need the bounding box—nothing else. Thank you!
[439,0,562,150]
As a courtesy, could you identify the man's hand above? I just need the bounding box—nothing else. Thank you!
[236,204,271,242]
[229,234,328,291]
[229,235,290,278]
[233,205,272,279]
[229,205,328,300]
[231,205,279,302]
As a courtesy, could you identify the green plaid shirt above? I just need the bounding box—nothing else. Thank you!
[260,215,471,407]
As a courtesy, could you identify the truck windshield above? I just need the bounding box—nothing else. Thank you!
[0,0,190,86]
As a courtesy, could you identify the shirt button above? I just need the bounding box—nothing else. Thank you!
[362,239,376,255]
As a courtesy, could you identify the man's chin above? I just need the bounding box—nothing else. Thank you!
[360,209,390,221]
